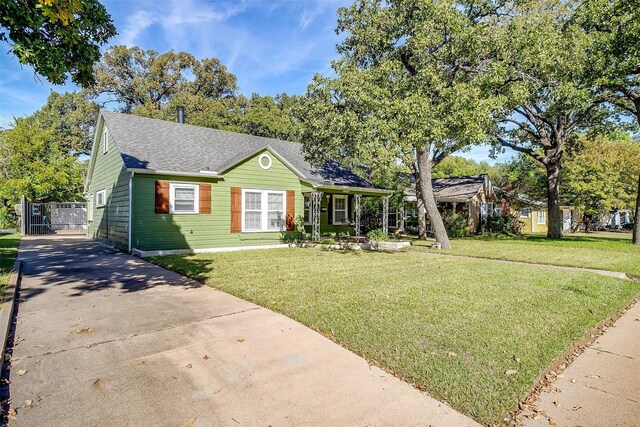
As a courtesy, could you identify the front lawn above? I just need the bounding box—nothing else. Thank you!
[408,233,640,277]
[0,233,20,290]
[150,248,640,424]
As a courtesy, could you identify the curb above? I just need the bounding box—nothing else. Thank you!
[0,259,21,364]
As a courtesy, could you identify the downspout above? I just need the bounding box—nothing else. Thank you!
[128,172,133,253]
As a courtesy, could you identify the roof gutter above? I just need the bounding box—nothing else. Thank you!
[312,184,393,195]
[126,168,224,180]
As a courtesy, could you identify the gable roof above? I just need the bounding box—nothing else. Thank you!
[404,174,492,202]
[95,110,382,191]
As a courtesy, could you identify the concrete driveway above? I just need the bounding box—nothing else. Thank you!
[7,236,477,426]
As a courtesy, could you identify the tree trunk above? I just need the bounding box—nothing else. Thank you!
[415,175,428,239]
[633,173,640,245]
[545,160,563,239]
[417,147,451,249]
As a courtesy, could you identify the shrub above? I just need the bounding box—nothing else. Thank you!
[442,211,468,237]
[485,214,521,235]
[367,229,390,241]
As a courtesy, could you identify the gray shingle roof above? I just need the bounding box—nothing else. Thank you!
[404,174,489,201]
[100,111,378,189]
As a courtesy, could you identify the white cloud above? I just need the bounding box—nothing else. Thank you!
[115,10,156,46]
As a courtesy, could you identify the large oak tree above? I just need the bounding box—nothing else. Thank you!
[298,0,499,248]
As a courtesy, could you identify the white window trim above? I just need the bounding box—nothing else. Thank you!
[169,183,199,214]
[332,195,348,224]
[103,128,109,154]
[88,194,94,221]
[96,189,106,208]
[241,188,287,233]
[537,210,546,224]
[303,193,311,225]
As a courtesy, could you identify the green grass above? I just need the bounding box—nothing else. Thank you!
[150,248,640,424]
[408,232,640,277]
[0,233,20,290]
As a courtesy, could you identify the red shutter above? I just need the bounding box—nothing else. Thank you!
[230,187,242,233]
[155,181,169,214]
[199,184,211,214]
[286,190,295,231]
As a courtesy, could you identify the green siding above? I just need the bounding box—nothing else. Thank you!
[132,150,305,251]
[86,120,131,250]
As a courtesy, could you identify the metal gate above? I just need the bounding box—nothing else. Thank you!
[23,201,87,235]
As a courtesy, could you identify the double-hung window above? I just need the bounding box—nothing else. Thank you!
[333,195,348,224]
[303,194,311,225]
[537,210,546,224]
[242,189,286,232]
[170,183,199,214]
[96,189,106,208]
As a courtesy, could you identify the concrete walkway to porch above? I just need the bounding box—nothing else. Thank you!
[6,236,478,426]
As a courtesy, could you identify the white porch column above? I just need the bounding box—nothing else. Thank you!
[311,191,323,241]
[382,196,389,234]
[354,194,362,237]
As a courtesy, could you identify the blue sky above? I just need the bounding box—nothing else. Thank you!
[0,0,512,163]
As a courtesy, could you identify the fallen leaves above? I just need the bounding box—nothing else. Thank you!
[7,408,16,420]
[202,354,209,360]
[24,400,32,406]
[573,405,582,411]
[447,351,457,357]
[16,369,27,376]
[186,416,198,427]
[588,375,601,379]
[185,363,193,369]
[129,360,145,366]
[237,338,245,343]
[548,417,557,426]
[73,327,94,334]
[92,378,103,388]
[505,369,517,376]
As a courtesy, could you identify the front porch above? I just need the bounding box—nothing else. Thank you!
[302,188,392,241]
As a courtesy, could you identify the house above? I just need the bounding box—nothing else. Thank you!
[496,190,576,233]
[391,174,497,234]
[84,111,391,256]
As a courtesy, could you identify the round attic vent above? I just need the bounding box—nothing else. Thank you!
[258,153,272,170]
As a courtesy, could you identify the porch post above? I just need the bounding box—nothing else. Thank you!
[382,195,389,234]
[354,194,362,237]
[311,191,323,241]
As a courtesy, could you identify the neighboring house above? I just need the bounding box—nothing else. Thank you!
[391,175,497,234]
[496,190,576,233]
[609,209,632,229]
[84,111,391,255]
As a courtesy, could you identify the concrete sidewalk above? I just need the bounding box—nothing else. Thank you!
[522,300,640,426]
[7,236,478,426]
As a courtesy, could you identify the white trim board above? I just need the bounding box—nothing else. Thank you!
[133,244,291,257]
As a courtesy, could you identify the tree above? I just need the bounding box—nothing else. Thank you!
[432,156,494,179]
[0,115,86,207]
[132,92,303,142]
[492,0,609,239]
[90,46,238,112]
[297,0,499,248]
[563,135,640,230]
[34,91,100,156]
[0,0,116,87]
[577,0,640,244]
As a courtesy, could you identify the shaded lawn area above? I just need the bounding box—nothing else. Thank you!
[0,233,20,290]
[408,233,640,277]
[150,248,640,424]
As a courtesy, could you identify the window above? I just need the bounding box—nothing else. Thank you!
[169,183,199,214]
[520,208,531,218]
[303,194,311,225]
[102,128,109,154]
[96,189,106,208]
[242,189,286,232]
[388,208,397,228]
[333,195,348,224]
[495,207,502,217]
[537,210,546,224]
[487,202,494,216]
[88,195,94,221]
[258,153,272,170]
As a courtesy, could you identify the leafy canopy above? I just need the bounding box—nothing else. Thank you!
[0,0,116,86]
[90,45,238,112]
